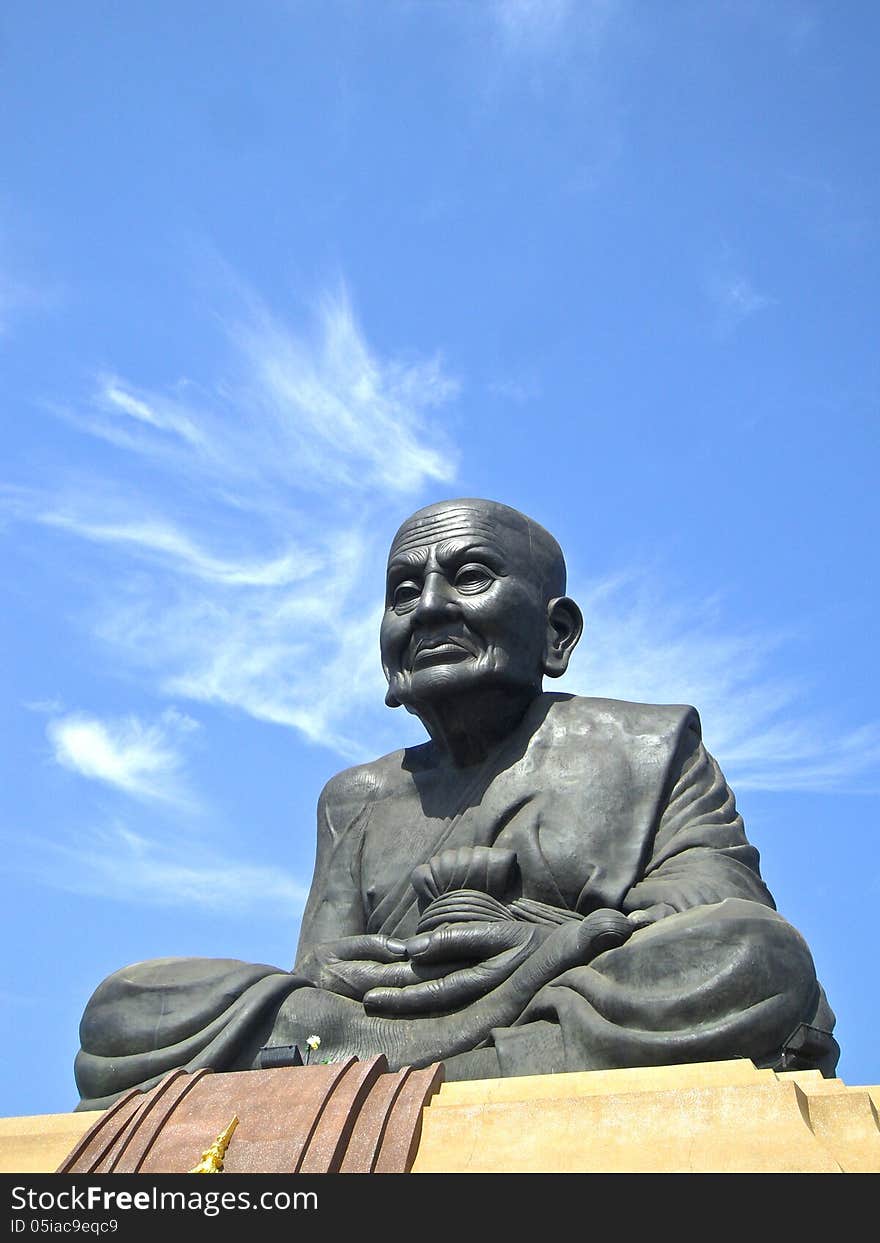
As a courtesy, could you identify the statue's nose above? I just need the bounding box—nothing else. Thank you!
[413,572,459,621]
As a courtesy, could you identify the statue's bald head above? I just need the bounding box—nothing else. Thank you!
[382,497,582,715]
[388,498,567,603]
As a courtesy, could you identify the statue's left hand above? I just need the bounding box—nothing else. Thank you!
[296,934,442,1001]
[362,921,552,1016]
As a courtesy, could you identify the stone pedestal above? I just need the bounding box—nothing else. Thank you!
[412,1059,880,1173]
[2,1059,878,1174]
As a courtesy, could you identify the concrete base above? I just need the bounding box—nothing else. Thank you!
[2,1060,879,1174]
[0,1110,105,1176]
[413,1060,880,1173]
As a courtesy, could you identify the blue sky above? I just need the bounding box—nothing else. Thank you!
[2,1,878,1118]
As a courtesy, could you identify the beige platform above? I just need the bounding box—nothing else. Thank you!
[412,1059,880,1173]
[3,1059,879,1174]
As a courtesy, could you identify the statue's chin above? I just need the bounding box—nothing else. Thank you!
[392,667,543,723]
[392,665,493,714]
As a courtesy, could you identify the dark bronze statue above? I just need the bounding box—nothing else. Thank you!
[75,499,838,1109]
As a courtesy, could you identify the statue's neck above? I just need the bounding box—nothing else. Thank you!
[410,686,539,768]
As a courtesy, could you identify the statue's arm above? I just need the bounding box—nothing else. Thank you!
[292,771,419,998]
[622,720,775,923]
[294,774,368,967]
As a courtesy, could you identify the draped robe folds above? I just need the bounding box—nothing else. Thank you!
[74,694,837,1110]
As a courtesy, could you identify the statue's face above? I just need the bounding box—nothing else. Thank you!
[380,504,549,714]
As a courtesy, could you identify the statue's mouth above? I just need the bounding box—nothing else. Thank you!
[410,636,474,669]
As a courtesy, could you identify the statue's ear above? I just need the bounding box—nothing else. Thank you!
[543,596,583,678]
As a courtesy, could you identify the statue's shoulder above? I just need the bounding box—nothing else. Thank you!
[318,745,413,814]
[544,692,701,739]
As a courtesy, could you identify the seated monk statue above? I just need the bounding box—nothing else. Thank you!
[74,498,838,1110]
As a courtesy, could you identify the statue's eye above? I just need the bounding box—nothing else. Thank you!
[454,564,495,594]
[392,580,421,611]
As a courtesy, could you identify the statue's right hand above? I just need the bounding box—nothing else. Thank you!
[296,935,443,1002]
[362,921,551,1016]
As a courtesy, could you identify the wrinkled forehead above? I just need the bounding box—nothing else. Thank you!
[388,505,528,563]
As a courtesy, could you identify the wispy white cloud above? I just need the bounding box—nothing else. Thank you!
[5,279,458,759]
[16,821,309,918]
[56,286,458,502]
[559,571,880,795]
[98,376,207,448]
[24,698,66,716]
[47,709,200,806]
[492,0,576,47]
[716,275,772,322]
[93,534,396,760]
[37,510,322,587]
[230,289,459,496]
[706,253,775,337]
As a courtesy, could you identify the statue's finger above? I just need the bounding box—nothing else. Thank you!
[330,934,408,962]
[345,961,425,991]
[405,922,528,963]
[325,957,451,999]
[364,946,526,1015]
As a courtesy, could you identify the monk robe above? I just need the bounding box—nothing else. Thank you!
[74,694,837,1110]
